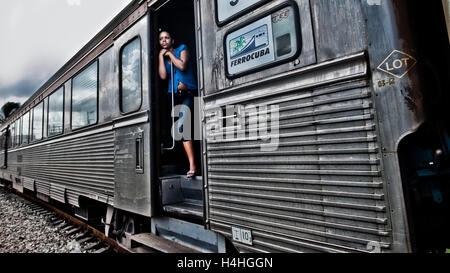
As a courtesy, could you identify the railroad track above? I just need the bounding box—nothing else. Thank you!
[2,187,130,254]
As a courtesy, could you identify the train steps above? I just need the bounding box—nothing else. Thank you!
[159,175,203,221]
[130,233,200,253]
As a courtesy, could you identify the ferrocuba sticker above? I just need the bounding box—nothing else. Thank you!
[225,5,299,78]
[226,15,275,77]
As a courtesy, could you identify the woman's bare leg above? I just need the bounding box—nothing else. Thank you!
[183,141,196,176]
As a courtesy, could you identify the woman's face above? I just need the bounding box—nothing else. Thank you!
[159,31,173,50]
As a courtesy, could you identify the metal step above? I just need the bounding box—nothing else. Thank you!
[130,233,201,253]
[163,200,203,219]
[159,175,203,220]
[130,246,157,253]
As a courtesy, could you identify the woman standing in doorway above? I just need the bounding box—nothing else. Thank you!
[158,30,198,179]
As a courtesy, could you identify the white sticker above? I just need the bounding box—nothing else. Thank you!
[226,15,275,76]
[225,6,299,78]
[232,227,253,245]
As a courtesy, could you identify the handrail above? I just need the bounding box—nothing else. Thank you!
[163,62,176,151]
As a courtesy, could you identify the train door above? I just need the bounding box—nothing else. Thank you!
[151,0,204,224]
[147,0,230,253]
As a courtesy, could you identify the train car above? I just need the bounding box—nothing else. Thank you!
[0,0,449,253]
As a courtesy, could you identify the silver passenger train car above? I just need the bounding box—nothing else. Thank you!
[0,0,449,253]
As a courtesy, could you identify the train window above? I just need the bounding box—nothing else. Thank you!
[14,119,21,147]
[71,61,98,130]
[16,119,22,146]
[21,112,30,145]
[224,2,301,79]
[11,121,16,147]
[32,102,44,141]
[48,87,64,137]
[120,38,142,113]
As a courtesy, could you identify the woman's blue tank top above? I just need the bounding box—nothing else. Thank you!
[164,44,198,93]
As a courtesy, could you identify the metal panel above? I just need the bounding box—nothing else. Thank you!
[50,183,66,203]
[204,53,392,253]
[35,180,50,196]
[114,121,152,216]
[13,176,23,193]
[17,127,115,204]
[67,190,80,207]
[360,0,430,253]
[4,173,12,182]
[310,0,367,63]
[112,12,152,217]
[199,0,316,95]
[23,177,35,191]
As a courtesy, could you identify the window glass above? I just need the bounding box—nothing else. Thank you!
[72,61,98,130]
[272,7,298,60]
[10,122,15,148]
[15,119,20,147]
[32,102,43,141]
[48,87,64,136]
[22,112,30,145]
[121,38,142,113]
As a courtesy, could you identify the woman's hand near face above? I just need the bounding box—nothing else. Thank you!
[159,49,168,58]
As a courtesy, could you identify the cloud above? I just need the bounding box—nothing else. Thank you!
[0,78,44,99]
[0,0,133,112]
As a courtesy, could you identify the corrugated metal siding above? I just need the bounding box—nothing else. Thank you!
[36,179,50,196]
[50,183,66,203]
[23,177,35,191]
[205,75,390,253]
[20,130,115,204]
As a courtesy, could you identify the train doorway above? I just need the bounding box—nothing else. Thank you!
[151,0,203,224]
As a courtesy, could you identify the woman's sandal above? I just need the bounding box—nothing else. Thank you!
[187,170,196,179]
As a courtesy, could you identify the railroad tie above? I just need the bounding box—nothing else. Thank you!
[77,236,95,244]
[75,232,89,240]
[66,227,81,236]
[56,222,69,229]
[84,241,102,251]
[60,224,75,232]
[52,219,64,226]
[94,246,110,254]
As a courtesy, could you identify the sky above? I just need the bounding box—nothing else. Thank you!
[0,0,133,113]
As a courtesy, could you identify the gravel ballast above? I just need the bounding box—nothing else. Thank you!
[0,187,84,253]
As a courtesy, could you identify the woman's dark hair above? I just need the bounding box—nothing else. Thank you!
[159,29,172,38]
